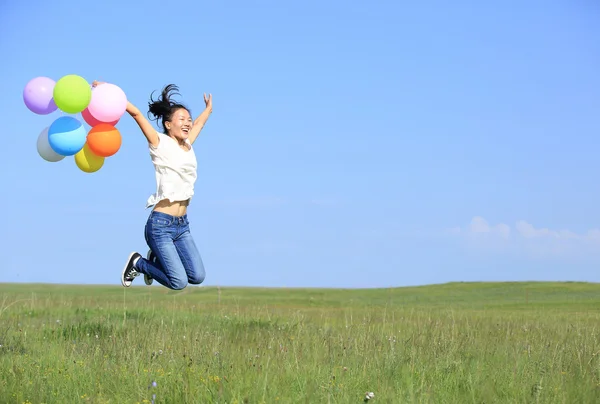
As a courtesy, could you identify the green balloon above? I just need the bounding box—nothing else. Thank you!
[53,75,92,114]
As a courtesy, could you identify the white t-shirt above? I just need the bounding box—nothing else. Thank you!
[146,132,198,208]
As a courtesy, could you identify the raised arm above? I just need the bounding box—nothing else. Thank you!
[125,101,159,147]
[188,93,213,144]
[92,81,159,147]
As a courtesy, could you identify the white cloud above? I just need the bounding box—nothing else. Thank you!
[449,216,600,257]
[468,216,511,239]
[449,216,511,240]
[512,220,599,244]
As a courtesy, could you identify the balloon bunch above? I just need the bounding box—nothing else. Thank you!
[24,75,127,173]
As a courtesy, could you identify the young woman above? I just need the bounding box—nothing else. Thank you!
[92,81,212,289]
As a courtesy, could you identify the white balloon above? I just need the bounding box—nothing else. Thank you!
[37,127,65,162]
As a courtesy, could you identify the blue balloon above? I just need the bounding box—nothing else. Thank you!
[48,116,87,156]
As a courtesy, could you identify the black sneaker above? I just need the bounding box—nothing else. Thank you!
[144,249,155,285]
[121,252,141,287]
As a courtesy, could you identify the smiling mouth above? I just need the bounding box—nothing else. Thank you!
[182,128,189,134]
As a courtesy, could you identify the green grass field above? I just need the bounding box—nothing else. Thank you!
[1,281,600,403]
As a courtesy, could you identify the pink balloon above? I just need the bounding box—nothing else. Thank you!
[81,108,119,127]
[87,83,127,123]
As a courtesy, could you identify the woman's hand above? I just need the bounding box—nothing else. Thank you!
[188,93,213,144]
[204,93,212,112]
[91,80,106,88]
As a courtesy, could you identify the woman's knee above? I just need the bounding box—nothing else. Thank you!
[185,255,206,285]
[168,274,188,290]
[189,270,205,285]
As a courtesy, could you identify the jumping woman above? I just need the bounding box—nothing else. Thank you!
[93,81,212,290]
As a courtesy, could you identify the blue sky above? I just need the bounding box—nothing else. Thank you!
[1,0,599,288]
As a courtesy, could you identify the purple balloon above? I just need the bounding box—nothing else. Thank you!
[23,77,58,115]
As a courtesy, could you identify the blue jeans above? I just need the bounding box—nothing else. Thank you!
[134,211,206,290]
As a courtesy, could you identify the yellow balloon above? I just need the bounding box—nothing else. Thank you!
[74,143,104,173]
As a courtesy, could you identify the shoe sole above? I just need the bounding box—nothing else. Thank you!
[121,252,137,287]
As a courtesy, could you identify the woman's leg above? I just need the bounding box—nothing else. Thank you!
[143,249,157,285]
[173,218,206,285]
[133,212,190,290]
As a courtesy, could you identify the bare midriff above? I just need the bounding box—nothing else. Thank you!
[152,198,190,217]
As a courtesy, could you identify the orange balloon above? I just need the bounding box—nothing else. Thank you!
[86,123,122,157]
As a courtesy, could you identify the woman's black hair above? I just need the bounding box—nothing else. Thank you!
[148,84,190,133]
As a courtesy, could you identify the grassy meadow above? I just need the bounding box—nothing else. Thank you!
[1,281,600,403]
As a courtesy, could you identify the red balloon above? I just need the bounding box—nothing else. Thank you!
[81,107,119,127]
